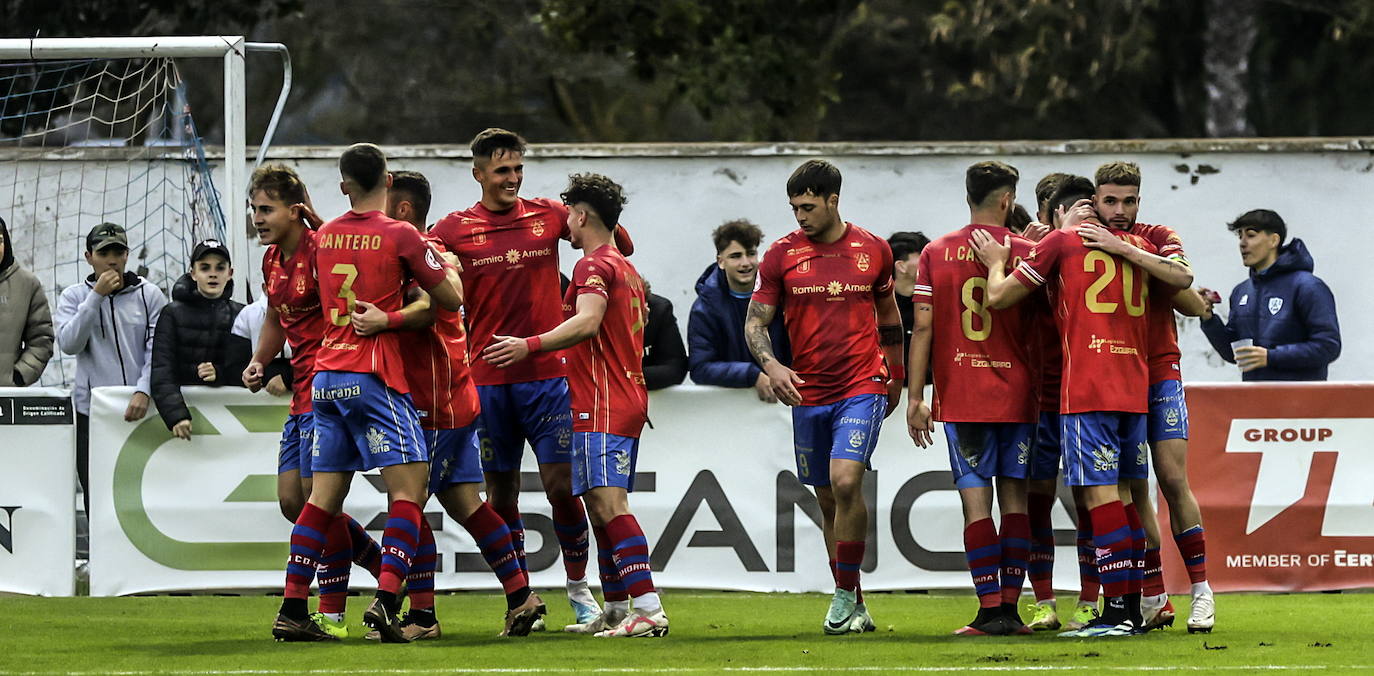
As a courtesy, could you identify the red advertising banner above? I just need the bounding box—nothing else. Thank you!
[1159,382,1374,593]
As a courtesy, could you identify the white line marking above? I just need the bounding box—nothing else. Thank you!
[1,667,1362,675]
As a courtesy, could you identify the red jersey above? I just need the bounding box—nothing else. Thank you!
[263,228,323,415]
[1031,303,1062,413]
[1131,223,1189,383]
[1011,228,1155,415]
[753,224,894,406]
[913,225,1037,423]
[430,197,572,387]
[313,210,448,393]
[563,244,649,438]
[398,234,479,430]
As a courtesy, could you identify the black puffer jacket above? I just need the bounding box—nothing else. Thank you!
[151,274,251,429]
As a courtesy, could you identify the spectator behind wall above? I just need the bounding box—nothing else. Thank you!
[1198,209,1340,381]
[642,279,687,390]
[55,222,168,514]
[0,215,54,386]
[151,239,251,440]
[887,231,931,358]
[231,282,293,397]
[687,219,790,402]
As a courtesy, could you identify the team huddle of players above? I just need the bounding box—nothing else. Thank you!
[248,124,1214,643]
[253,130,663,643]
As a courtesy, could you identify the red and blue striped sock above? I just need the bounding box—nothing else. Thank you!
[605,514,655,598]
[461,503,530,602]
[1123,503,1146,596]
[378,499,422,595]
[829,560,864,603]
[407,517,438,612]
[964,518,1001,608]
[551,497,590,582]
[1090,502,1132,599]
[1174,526,1208,584]
[1143,547,1166,596]
[593,526,628,603]
[493,501,528,574]
[316,515,353,615]
[284,502,333,600]
[1076,504,1100,604]
[834,541,864,593]
[343,513,381,579]
[1027,492,1057,602]
[999,512,1031,604]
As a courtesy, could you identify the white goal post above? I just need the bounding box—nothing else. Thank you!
[0,35,288,303]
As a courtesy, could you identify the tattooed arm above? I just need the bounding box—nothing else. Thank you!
[745,300,804,406]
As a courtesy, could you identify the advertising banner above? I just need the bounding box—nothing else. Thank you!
[1160,382,1374,593]
[86,385,1090,596]
[0,387,75,596]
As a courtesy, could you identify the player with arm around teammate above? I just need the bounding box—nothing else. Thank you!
[745,159,905,636]
[484,173,668,638]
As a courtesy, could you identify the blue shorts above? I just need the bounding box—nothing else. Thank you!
[1030,411,1061,481]
[426,426,484,494]
[945,422,1034,489]
[791,393,885,487]
[1060,411,1149,486]
[571,432,639,496]
[310,371,428,473]
[276,412,315,478]
[1147,380,1190,443]
[476,378,573,472]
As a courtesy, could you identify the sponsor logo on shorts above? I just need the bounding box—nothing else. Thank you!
[313,384,362,400]
[615,449,631,476]
[1017,438,1030,466]
[1137,442,1149,464]
[1091,446,1119,472]
[366,426,392,455]
[838,416,867,426]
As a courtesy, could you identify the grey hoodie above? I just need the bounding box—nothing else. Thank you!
[54,272,168,414]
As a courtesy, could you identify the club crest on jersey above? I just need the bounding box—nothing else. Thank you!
[425,248,443,270]
[1268,297,1283,315]
[855,252,871,272]
[472,227,487,246]
[294,275,306,295]
[848,429,865,449]
[531,218,546,237]
[797,259,812,274]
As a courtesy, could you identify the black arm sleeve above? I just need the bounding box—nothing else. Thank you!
[150,310,190,429]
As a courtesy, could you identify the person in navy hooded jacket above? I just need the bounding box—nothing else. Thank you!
[687,219,790,401]
[1199,209,1340,381]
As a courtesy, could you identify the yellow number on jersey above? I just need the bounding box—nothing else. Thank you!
[328,263,359,327]
[961,276,992,341]
[1083,251,1147,316]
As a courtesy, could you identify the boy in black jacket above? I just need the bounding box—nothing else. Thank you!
[152,239,251,439]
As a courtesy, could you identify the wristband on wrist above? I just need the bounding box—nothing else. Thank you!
[385,311,405,329]
[525,336,543,353]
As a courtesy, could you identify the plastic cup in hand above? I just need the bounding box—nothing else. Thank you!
[1231,338,1254,353]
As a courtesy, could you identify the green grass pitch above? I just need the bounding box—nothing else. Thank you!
[0,591,1368,674]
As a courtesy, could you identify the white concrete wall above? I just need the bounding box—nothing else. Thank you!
[256,141,1369,384]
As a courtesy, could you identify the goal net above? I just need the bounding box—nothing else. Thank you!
[0,55,227,388]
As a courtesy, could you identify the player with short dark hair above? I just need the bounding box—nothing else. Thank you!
[970,187,1164,637]
[712,219,763,254]
[245,163,381,641]
[887,231,930,359]
[746,159,904,635]
[483,172,668,638]
[270,143,462,643]
[431,129,636,627]
[908,161,1038,636]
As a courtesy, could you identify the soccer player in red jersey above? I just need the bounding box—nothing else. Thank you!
[1090,162,1215,633]
[484,173,668,638]
[970,192,1180,637]
[348,170,544,639]
[907,161,1039,637]
[270,144,462,644]
[746,160,904,635]
[430,129,633,625]
[243,164,381,641]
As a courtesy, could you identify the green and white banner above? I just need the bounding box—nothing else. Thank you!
[0,387,75,597]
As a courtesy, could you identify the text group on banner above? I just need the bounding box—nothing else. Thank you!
[0,387,75,597]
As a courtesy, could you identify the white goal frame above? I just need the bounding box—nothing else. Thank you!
[0,35,288,302]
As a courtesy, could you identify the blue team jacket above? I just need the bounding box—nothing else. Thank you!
[1200,238,1341,381]
[686,264,790,387]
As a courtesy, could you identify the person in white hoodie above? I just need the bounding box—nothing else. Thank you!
[53,223,168,513]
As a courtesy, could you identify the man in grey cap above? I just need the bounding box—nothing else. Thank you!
[53,223,169,513]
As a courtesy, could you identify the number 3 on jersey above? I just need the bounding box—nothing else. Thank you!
[1083,251,1147,316]
[328,263,358,326]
